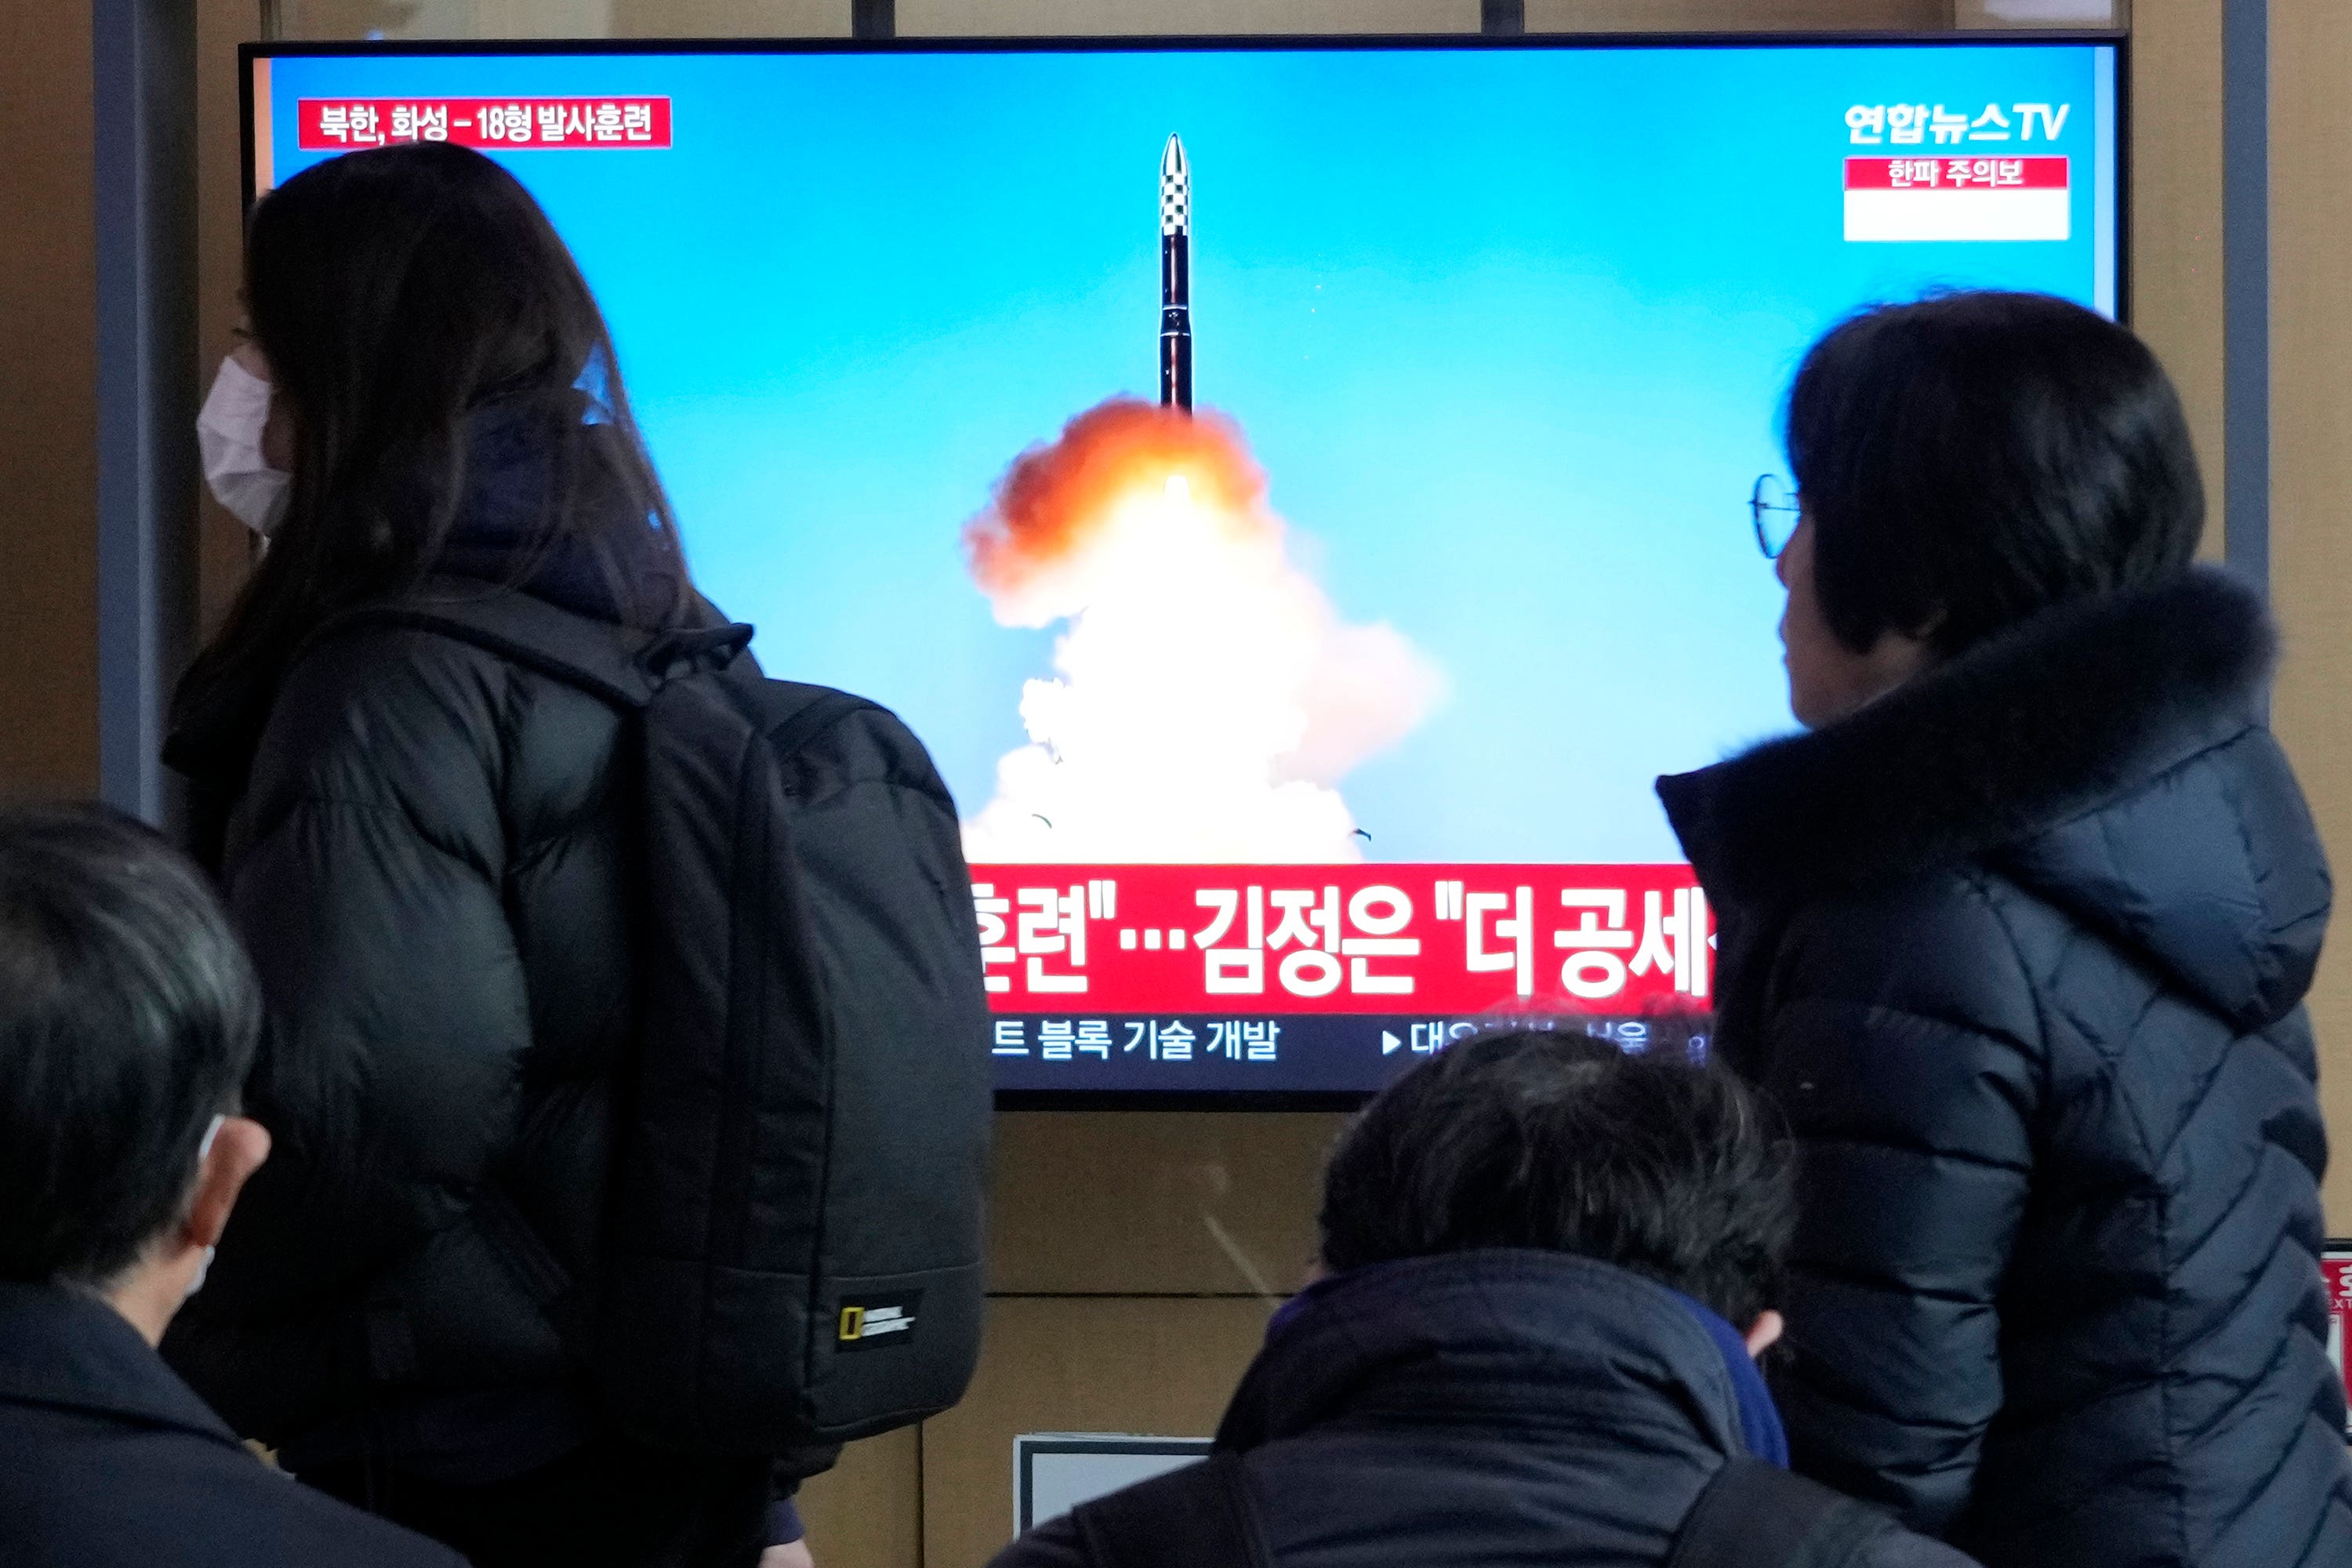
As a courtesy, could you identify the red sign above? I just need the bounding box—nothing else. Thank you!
[2327,1251,2352,1439]
[296,97,672,151]
[969,863,1711,1017]
[1846,155,2068,190]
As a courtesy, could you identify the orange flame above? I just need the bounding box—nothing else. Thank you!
[964,397,1269,598]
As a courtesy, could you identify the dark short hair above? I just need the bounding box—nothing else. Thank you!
[1319,1030,1792,1325]
[0,807,262,1285]
[1787,291,2203,656]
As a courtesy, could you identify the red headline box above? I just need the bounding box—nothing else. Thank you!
[969,863,1713,1017]
[1846,154,2068,190]
[2327,1254,2352,1438]
[296,97,672,151]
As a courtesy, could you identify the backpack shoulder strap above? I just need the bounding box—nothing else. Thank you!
[1668,1459,1901,1568]
[1069,1457,1273,1568]
[762,683,881,760]
[312,579,749,712]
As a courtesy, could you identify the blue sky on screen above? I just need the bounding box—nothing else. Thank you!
[264,42,2116,862]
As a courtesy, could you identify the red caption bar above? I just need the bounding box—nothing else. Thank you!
[2327,1254,2352,1438]
[1846,154,2068,190]
[296,97,672,151]
[969,863,1712,1016]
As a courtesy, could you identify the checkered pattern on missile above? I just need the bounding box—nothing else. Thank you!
[1161,168,1189,234]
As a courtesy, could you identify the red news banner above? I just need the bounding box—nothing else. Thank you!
[2328,1254,2352,1439]
[1843,154,2068,190]
[970,865,1713,1016]
[296,97,673,151]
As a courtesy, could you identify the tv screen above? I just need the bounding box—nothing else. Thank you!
[245,34,2122,1099]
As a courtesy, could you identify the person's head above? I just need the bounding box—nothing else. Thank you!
[1319,1030,1792,1338]
[1774,290,2204,727]
[198,142,690,684]
[0,807,271,1343]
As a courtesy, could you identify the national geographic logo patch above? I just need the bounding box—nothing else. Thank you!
[836,1290,922,1352]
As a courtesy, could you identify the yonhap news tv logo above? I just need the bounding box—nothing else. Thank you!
[1842,97,2074,243]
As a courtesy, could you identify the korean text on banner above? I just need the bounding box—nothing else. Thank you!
[296,97,673,151]
[2325,1253,2352,1441]
[970,863,1713,1017]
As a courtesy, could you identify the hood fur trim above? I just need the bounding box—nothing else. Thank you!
[1657,568,2274,907]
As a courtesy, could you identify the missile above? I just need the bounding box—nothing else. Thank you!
[1160,133,1192,412]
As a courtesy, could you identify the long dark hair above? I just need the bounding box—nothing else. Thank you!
[186,143,692,701]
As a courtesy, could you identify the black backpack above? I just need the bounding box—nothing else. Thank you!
[1067,1453,1934,1568]
[349,586,993,1455]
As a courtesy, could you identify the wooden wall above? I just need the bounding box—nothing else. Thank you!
[0,0,100,796]
[198,5,266,640]
[2267,0,2352,1230]
[2128,0,2226,548]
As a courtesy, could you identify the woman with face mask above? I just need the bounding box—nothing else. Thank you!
[1656,292,2350,1568]
[196,340,293,535]
[163,143,822,1568]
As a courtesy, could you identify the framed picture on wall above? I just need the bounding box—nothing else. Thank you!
[1014,1434,1214,1534]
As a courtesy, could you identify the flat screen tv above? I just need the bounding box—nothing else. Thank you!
[245,32,2124,1101]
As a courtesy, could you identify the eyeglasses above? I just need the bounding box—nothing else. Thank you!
[1750,474,1800,560]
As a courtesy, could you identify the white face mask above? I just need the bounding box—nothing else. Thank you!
[183,1114,228,1302]
[196,356,289,535]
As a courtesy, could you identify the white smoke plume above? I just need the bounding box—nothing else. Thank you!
[960,398,1443,863]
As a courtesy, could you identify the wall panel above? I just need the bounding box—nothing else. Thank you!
[1526,0,1953,28]
[989,1112,1338,1297]
[796,1425,925,1568]
[922,1297,1276,1567]
[2127,0,2224,551]
[198,3,267,641]
[895,0,1478,34]
[0,0,100,797]
[2266,0,2352,1226]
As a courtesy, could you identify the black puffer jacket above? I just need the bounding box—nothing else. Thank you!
[1657,569,2352,1567]
[162,577,648,1455]
[993,1251,1973,1568]
[159,414,704,1470]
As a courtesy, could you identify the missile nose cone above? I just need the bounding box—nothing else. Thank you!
[1160,133,1190,237]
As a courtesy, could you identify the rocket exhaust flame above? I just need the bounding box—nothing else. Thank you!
[962,398,1443,864]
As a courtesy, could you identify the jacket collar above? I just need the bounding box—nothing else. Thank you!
[430,399,682,626]
[163,398,688,866]
[1216,1250,1748,1462]
[1656,568,2274,910]
[0,1282,239,1446]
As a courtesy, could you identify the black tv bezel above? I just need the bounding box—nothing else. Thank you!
[239,31,2130,1112]
[241,29,2132,313]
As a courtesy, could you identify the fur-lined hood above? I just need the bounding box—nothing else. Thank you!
[1657,568,2329,1029]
